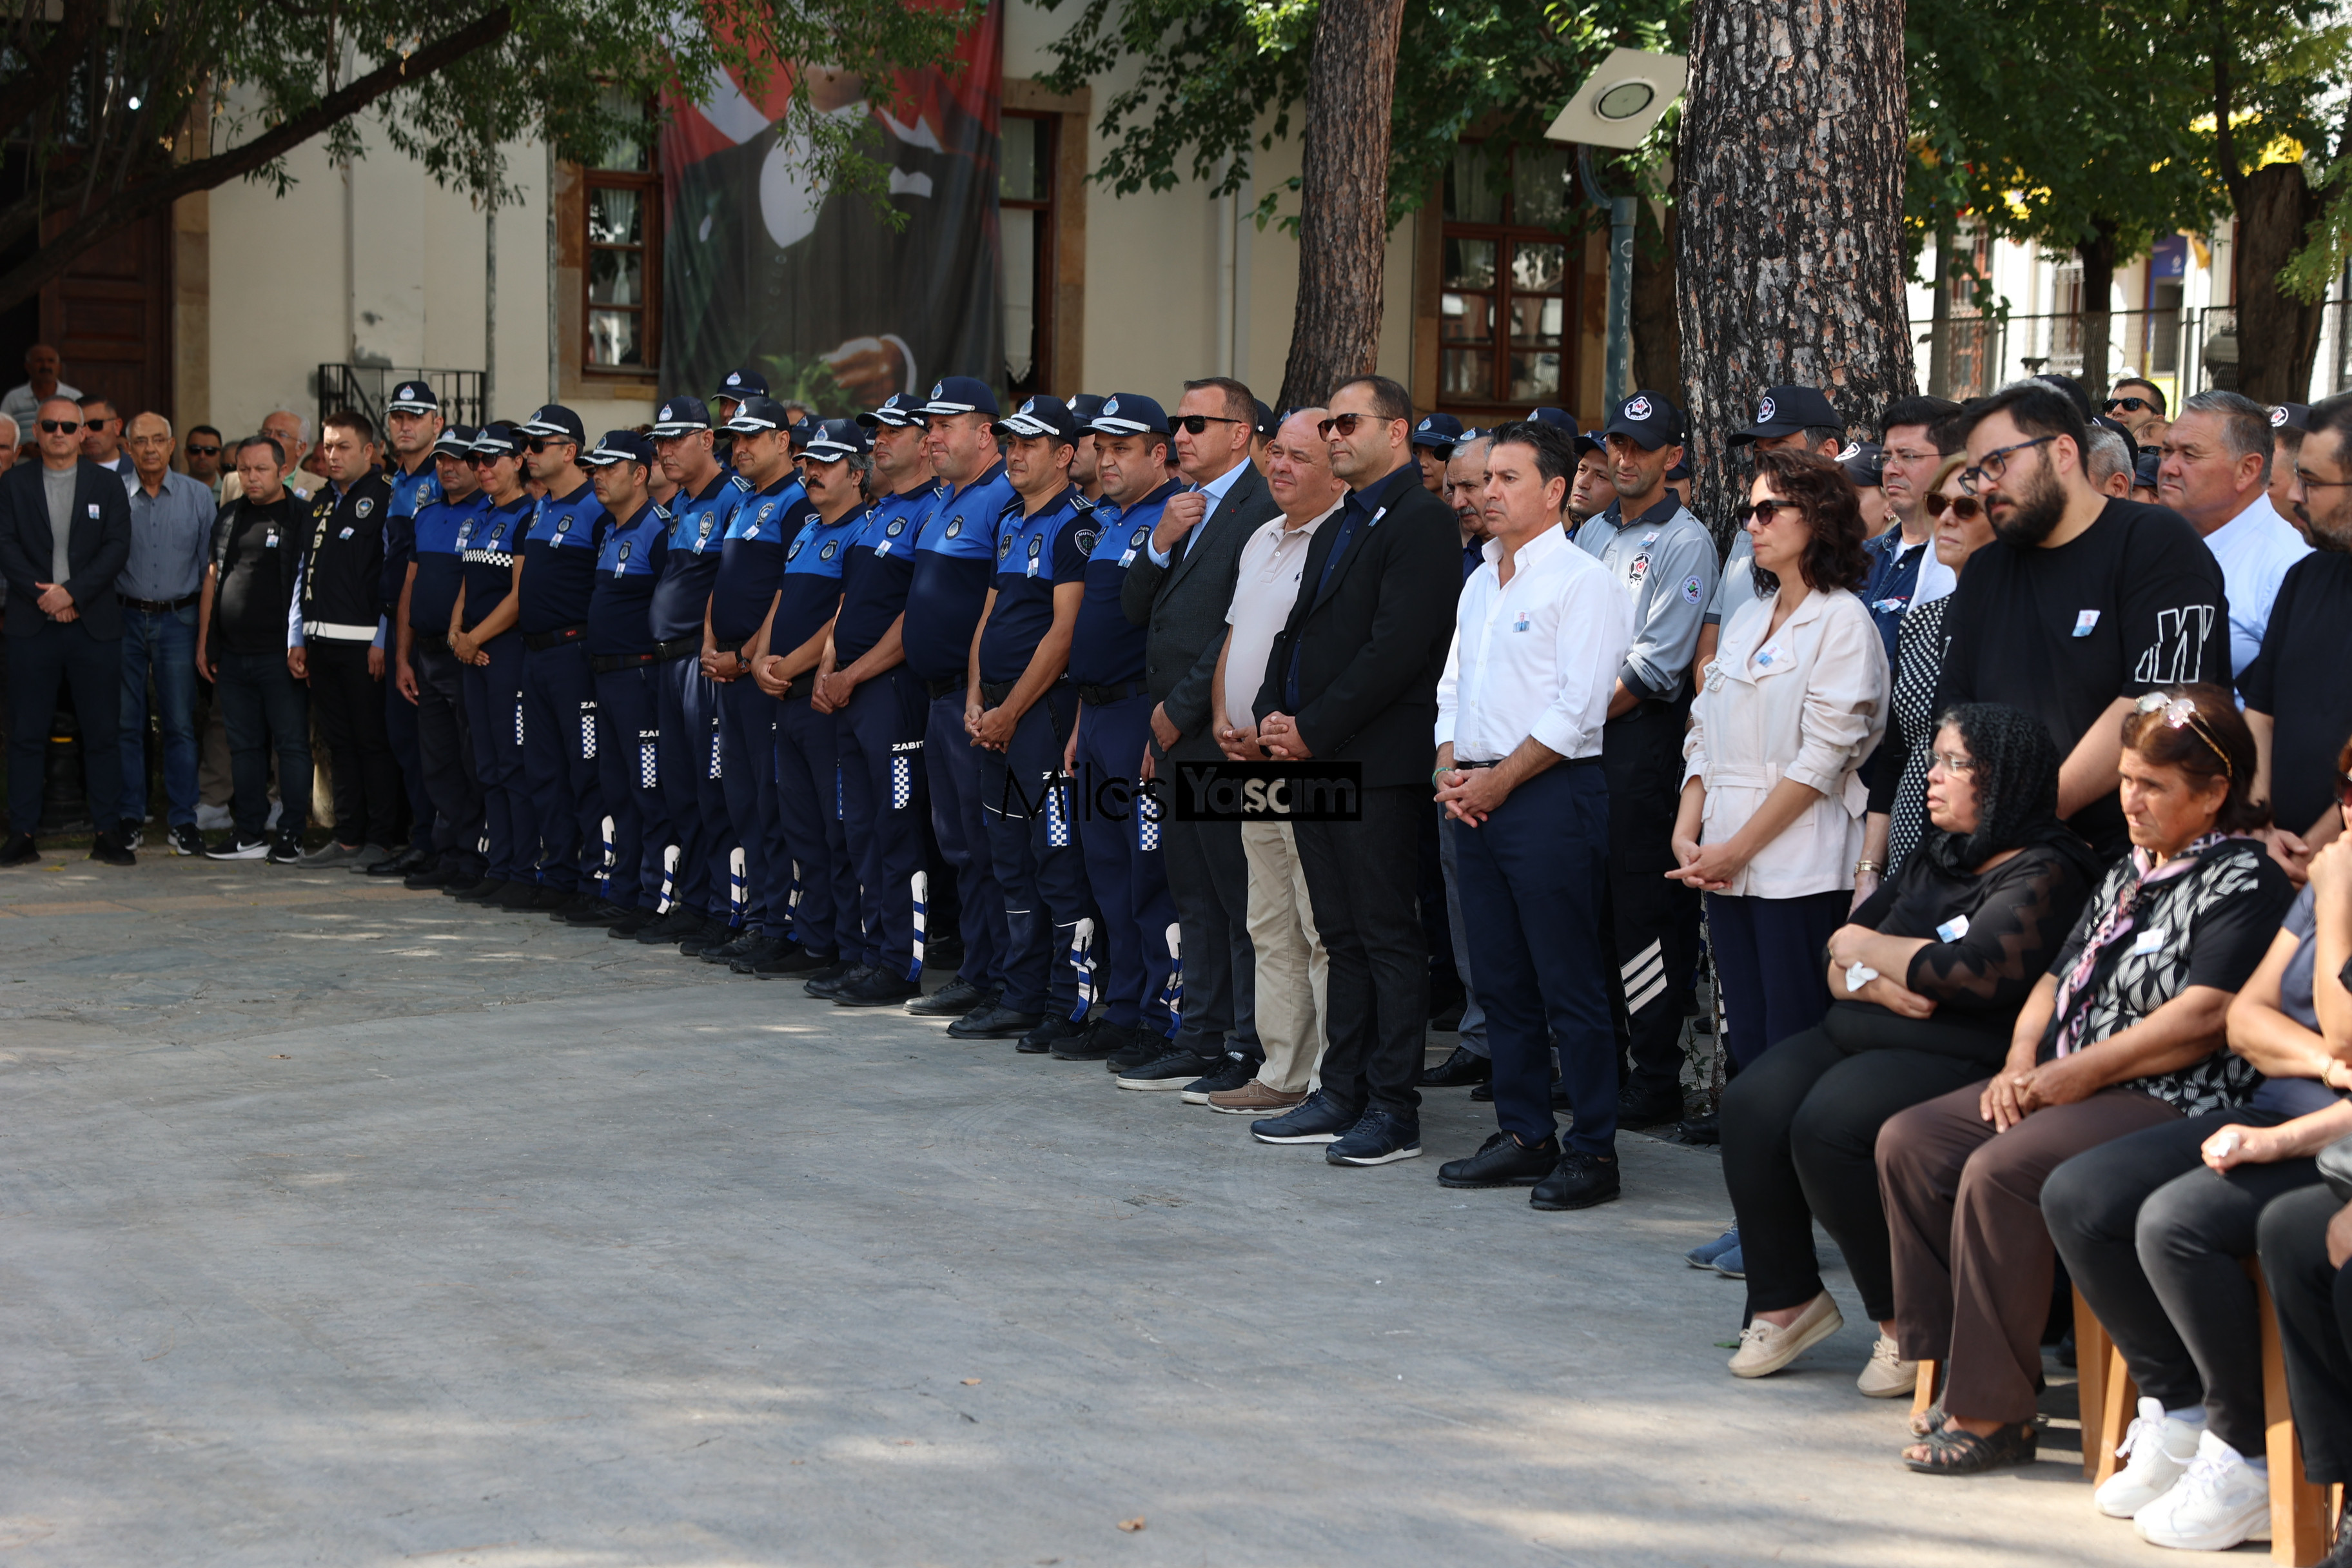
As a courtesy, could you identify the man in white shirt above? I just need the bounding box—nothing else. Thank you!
[1206,407,1345,1115]
[0,344,78,426]
[2159,389,2310,680]
[1431,418,1635,1211]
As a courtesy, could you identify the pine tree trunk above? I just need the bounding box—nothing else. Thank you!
[2231,162,2328,403]
[1631,185,1682,397]
[2076,219,2118,402]
[1276,0,1407,412]
[1675,0,1916,533]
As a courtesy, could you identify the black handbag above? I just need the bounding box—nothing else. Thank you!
[2318,1133,2352,1203]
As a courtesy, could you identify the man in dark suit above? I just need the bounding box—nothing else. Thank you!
[1240,375,1460,1167]
[0,396,135,865]
[1118,375,1278,1090]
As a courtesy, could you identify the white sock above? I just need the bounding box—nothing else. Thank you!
[2166,1406,2208,1427]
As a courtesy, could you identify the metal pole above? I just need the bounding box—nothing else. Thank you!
[1579,146,1636,409]
[484,194,497,418]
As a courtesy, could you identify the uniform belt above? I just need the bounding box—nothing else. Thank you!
[592,650,660,674]
[923,676,965,701]
[407,627,448,652]
[302,618,378,642]
[1076,680,1150,707]
[979,680,1016,707]
[652,634,701,663]
[523,623,588,652]
[119,592,197,614]
[713,636,747,656]
[778,673,814,701]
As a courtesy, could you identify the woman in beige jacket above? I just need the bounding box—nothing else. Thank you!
[1675,447,1888,1070]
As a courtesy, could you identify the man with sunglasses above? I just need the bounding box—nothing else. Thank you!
[398,426,487,891]
[373,382,447,880]
[2244,392,2352,868]
[1934,379,2226,859]
[0,395,134,867]
[2104,378,2168,443]
[77,397,130,476]
[182,426,226,495]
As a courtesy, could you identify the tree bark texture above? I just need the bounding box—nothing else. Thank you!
[2075,218,2118,402]
[1676,0,1916,533]
[1631,188,1682,397]
[1276,0,1407,412]
[2230,162,2328,403]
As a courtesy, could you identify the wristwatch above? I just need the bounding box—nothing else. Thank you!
[1844,961,1879,995]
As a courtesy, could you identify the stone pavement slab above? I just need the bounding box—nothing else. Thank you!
[0,852,2201,1565]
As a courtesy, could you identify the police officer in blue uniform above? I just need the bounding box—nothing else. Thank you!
[908,377,1024,1039]
[447,424,535,906]
[966,395,1097,1052]
[702,395,816,970]
[1056,394,1183,1063]
[710,366,767,467]
[399,425,485,890]
[514,405,611,914]
[577,431,671,936]
[635,398,749,948]
[374,380,444,877]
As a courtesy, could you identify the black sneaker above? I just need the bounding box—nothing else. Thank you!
[208,834,270,861]
[454,877,510,904]
[631,908,700,944]
[906,975,990,1016]
[1617,1086,1685,1128]
[605,906,656,938]
[680,919,737,957]
[836,968,922,1007]
[88,830,136,867]
[1,832,39,868]
[526,884,574,912]
[1017,1014,1089,1055]
[747,939,817,975]
[1326,1109,1423,1167]
[1420,1044,1493,1088]
[404,858,458,890]
[1529,1149,1620,1210]
[727,932,787,974]
[1250,1088,1358,1145]
[1105,1028,1167,1073]
[804,962,870,999]
[1179,1054,1258,1104]
[1438,1131,1560,1188]
[700,927,761,964]
[1674,1111,1720,1146]
[265,828,306,865]
[1115,1048,1224,1092]
[168,823,205,858]
[947,1001,1042,1040]
[1052,1018,1129,1063]
[367,846,426,877]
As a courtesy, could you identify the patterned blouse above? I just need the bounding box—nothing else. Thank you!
[2040,836,2295,1115]
[1869,594,1948,876]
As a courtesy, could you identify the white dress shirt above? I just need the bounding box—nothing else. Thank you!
[1683,586,1888,898]
[2200,493,2309,679]
[1220,504,1336,734]
[1436,524,1635,764]
[1146,454,1251,567]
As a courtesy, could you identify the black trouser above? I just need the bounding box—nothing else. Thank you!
[411,640,482,869]
[1602,702,1703,1101]
[1161,805,1259,1058]
[1294,783,1426,1121]
[1720,1008,1996,1320]
[2045,1108,2317,1458]
[5,619,124,838]
[306,640,401,846]
[215,649,310,840]
[2260,1184,2352,1484]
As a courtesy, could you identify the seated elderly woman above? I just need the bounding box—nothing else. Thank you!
[2043,738,2352,1550]
[1721,704,2099,1386]
[1879,684,2295,1475]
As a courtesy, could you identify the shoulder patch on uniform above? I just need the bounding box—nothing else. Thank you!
[728,474,752,492]
[1074,528,1099,554]
[1681,573,1703,605]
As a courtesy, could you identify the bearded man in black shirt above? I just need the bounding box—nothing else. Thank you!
[2244,391,2352,862]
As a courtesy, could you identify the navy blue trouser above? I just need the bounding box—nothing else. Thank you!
[655,655,727,920]
[716,674,787,932]
[1073,693,1175,1031]
[1705,888,1850,1071]
[386,651,433,852]
[214,648,309,841]
[695,668,740,923]
[411,641,482,870]
[594,663,669,911]
[1452,761,1618,1155]
[926,689,1008,994]
[524,639,604,894]
[775,692,859,961]
[460,634,527,883]
[838,667,930,974]
[974,687,1092,1019]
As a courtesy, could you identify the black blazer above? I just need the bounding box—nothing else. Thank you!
[1121,460,1277,763]
[1252,462,1459,789]
[0,458,133,639]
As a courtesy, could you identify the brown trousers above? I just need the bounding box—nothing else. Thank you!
[1878,1079,2179,1425]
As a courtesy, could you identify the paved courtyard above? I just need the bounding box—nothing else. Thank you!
[0,852,2226,1565]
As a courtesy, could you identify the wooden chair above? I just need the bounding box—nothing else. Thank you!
[2072,1277,2336,1565]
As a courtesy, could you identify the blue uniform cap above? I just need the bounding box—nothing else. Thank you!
[1253,398,1277,440]
[994,395,1079,442]
[1068,393,1108,426]
[1838,440,1885,488]
[1729,384,1842,447]
[714,367,770,404]
[472,422,527,459]
[520,404,586,444]
[918,375,1000,418]
[388,380,440,415]
[803,418,872,462]
[650,397,713,437]
[1089,393,1171,437]
[1411,411,1465,451]
[582,430,657,468]
[1602,389,1686,451]
[432,424,479,458]
[856,393,929,429]
[722,395,793,434]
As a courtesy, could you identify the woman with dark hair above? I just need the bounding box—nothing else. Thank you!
[1881,684,2295,1475]
[1674,447,1886,1073]
[1720,703,2100,1384]
[2041,731,2352,1549]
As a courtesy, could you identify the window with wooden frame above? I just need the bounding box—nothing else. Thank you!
[584,89,660,375]
[999,109,1057,400]
[1438,141,1582,408]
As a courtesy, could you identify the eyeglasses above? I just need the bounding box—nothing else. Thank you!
[2294,467,2352,491]
[1317,412,1380,439]
[1735,498,1802,527]
[1928,750,1977,776]
[1174,414,1246,436]
[2103,397,2155,414]
[1925,492,1984,521]
[2133,690,2233,779]
[39,419,80,434]
[185,443,220,456]
[1885,446,1941,466]
[1959,435,2055,496]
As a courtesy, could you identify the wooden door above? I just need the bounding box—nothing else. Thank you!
[40,206,173,423]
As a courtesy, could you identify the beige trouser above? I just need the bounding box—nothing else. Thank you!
[1242,819,1329,1092]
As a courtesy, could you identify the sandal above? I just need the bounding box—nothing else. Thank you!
[1903,1420,2036,1475]
[1909,1402,1946,1438]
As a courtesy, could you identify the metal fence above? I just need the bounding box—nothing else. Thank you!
[1910,297,2351,406]
[315,365,486,435]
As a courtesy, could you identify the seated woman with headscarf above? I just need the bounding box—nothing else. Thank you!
[1720,703,2101,1387]
[1881,684,2295,1476]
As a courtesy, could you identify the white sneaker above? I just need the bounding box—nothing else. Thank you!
[2097,1398,2202,1517]
[1857,1333,1919,1398]
[2135,1429,2271,1550]
[1727,1290,1843,1378]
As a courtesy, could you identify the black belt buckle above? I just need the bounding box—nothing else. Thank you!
[524,623,587,652]
[1078,680,1144,707]
[652,635,700,663]
[924,676,964,701]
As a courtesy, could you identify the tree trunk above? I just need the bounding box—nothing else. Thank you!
[2231,161,2328,404]
[1926,217,1954,399]
[1275,0,1407,412]
[1631,180,1681,397]
[2075,218,2118,402]
[1676,0,1916,534]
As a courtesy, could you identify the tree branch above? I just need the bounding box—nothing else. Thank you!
[2209,1,2248,212]
[0,0,104,142]
[0,4,513,315]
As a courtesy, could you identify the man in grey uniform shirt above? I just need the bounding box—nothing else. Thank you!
[1574,389,1718,1126]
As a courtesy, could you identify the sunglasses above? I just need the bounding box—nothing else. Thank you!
[39,418,80,434]
[2133,690,2233,779]
[469,452,514,466]
[1925,492,1984,520]
[2103,397,2155,414]
[185,443,220,456]
[1174,414,1247,436]
[1736,498,1803,527]
[525,436,573,455]
[1317,412,1380,439]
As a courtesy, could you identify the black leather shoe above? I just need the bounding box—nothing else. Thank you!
[1420,1044,1493,1088]
[1529,1149,1621,1210]
[494,881,540,911]
[453,877,507,904]
[681,921,738,957]
[1617,1086,1685,1128]
[769,944,838,974]
[700,928,760,963]
[948,1002,1042,1040]
[1438,1131,1561,1188]
[527,885,574,912]
[1016,1014,1088,1054]
[549,892,602,922]
[1469,1081,1493,1102]
[605,906,655,938]
[1180,1054,1259,1103]
[725,932,785,972]
[804,962,871,999]
[1675,1111,1721,1146]
[88,830,136,867]
[1105,1028,1166,1073]
[1052,1018,1128,1062]
[632,908,700,945]
[836,968,922,1007]
[405,858,458,890]
[747,939,816,975]
[368,845,428,877]
[1,833,39,868]
[906,975,991,1015]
